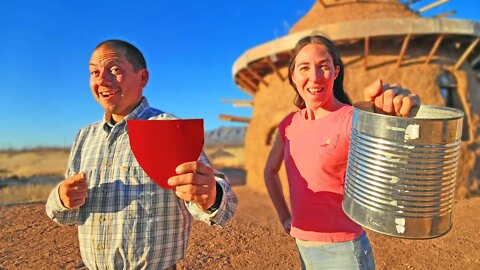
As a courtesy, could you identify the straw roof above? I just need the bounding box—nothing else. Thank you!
[290,0,419,34]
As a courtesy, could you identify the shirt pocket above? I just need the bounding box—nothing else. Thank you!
[318,134,340,150]
[118,163,153,217]
[120,163,177,219]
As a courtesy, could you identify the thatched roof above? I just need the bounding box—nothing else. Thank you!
[290,0,419,34]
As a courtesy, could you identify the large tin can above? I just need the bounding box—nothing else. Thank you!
[342,101,464,239]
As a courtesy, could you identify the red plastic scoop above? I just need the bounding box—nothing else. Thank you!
[127,119,204,189]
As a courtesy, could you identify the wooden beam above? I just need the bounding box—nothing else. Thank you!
[424,34,444,65]
[404,0,421,5]
[219,114,251,123]
[235,78,256,97]
[364,36,369,70]
[471,54,480,68]
[266,56,285,81]
[397,33,412,68]
[235,79,256,97]
[221,99,254,107]
[435,10,456,18]
[318,0,327,7]
[283,50,292,59]
[247,67,269,87]
[418,0,449,13]
[235,79,248,90]
[454,38,480,70]
[237,72,259,93]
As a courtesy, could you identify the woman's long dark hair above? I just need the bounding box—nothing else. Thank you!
[288,35,352,109]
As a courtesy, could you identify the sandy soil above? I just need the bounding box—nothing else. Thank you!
[1,185,479,270]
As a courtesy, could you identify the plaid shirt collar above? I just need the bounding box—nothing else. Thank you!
[102,97,150,134]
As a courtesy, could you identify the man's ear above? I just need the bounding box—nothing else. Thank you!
[140,69,149,86]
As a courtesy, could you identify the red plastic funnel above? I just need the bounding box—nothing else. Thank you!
[127,119,204,189]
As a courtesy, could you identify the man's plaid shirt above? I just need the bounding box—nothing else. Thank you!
[46,98,237,269]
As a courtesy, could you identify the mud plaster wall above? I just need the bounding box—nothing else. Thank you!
[244,69,296,195]
[457,64,480,198]
[244,47,480,199]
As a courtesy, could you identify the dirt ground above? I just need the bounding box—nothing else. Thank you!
[1,185,479,270]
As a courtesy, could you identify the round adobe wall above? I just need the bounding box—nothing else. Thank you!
[243,70,296,194]
[455,64,480,198]
[244,46,480,199]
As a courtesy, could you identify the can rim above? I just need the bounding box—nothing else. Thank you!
[353,101,464,121]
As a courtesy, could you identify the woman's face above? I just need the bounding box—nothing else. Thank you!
[291,43,339,110]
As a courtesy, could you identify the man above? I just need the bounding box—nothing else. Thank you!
[46,39,238,270]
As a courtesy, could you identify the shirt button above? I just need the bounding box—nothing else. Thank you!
[97,244,104,250]
[105,161,112,168]
[99,216,106,222]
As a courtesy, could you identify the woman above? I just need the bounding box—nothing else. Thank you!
[264,35,419,269]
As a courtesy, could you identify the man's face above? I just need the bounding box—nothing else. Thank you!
[89,45,148,122]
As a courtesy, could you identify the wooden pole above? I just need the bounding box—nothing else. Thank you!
[235,80,256,97]
[221,99,254,107]
[454,38,480,70]
[364,36,369,70]
[247,67,269,87]
[425,34,444,65]
[397,33,412,68]
[219,114,251,123]
[403,0,421,5]
[237,72,259,93]
[435,10,456,18]
[418,0,449,13]
[266,56,285,81]
[318,0,327,7]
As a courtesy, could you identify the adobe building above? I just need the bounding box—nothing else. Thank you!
[223,0,480,199]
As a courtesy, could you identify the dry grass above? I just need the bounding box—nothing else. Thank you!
[0,146,245,204]
[0,149,68,178]
[0,148,68,204]
[0,183,56,204]
[0,146,244,177]
[204,145,244,169]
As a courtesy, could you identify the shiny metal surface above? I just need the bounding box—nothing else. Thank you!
[342,101,464,239]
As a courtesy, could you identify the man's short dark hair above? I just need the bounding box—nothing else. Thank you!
[96,39,147,71]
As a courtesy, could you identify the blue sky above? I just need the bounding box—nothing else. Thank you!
[0,0,478,149]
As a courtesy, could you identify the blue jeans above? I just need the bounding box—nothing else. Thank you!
[296,232,375,270]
